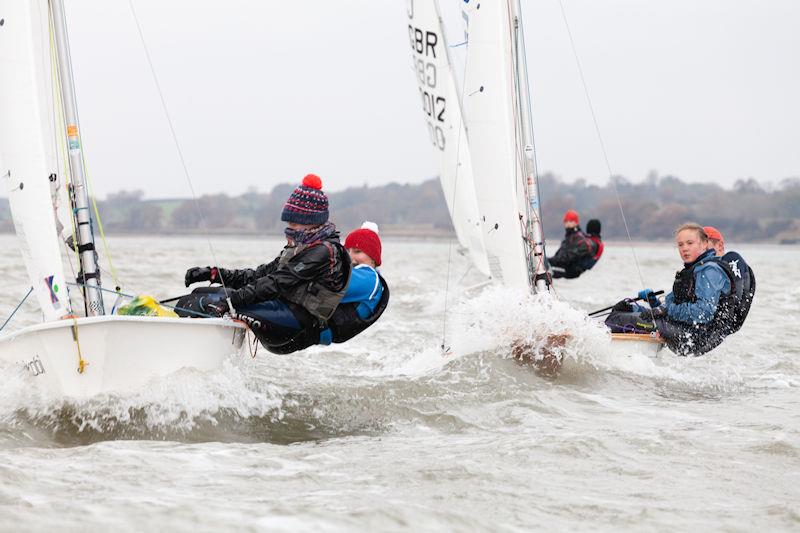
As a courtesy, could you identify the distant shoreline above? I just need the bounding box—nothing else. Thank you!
[0,228,794,245]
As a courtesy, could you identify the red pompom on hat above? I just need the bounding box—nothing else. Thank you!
[345,222,382,266]
[703,226,724,243]
[302,173,323,190]
[563,209,579,224]
[281,173,328,225]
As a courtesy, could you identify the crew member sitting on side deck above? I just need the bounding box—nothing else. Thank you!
[181,174,350,351]
[548,210,599,279]
[605,223,754,356]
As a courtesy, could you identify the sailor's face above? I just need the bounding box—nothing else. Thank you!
[709,239,725,256]
[564,220,578,229]
[348,248,376,268]
[676,229,707,263]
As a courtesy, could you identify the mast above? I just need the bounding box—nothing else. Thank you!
[50,0,105,315]
[511,0,550,293]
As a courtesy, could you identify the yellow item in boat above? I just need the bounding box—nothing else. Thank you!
[116,295,178,317]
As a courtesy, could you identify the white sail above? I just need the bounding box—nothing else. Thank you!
[407,0,490,276]
[460,0,531,289]
[0,0,70,320]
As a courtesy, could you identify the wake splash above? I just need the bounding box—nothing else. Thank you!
[389,286,755,399]
[0,357,353,446]
[392,287,611,377]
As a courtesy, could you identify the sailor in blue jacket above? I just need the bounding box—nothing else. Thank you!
[606,223,748,356]
[317,222,387,346]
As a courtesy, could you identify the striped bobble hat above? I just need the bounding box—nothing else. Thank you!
[281,174,329,225]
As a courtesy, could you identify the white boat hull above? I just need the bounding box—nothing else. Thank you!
[0,315,246,398]
[609,333,665,358]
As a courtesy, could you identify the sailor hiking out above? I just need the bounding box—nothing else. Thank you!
[179,175,388,353]
[267,221,390,354]
[548,210,602,279]
[605,223,755,356]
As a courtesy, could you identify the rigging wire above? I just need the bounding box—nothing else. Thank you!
[556,0,649,290]
[438,5,475,353]
[0,288,33,333]
[126,0,232,304]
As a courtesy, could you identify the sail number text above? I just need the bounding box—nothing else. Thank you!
[409,24,446,151]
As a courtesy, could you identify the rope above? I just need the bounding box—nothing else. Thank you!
[81,152,122,290]
[126,0,233,312]
[69,314,87,374]
[437,3,472,354]
[0,288,34,333]
[556,0,648,290]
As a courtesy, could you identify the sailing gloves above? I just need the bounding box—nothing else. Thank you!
[184,266,219,287]
[203,298,229,317]
[612,299,634,313]
[637,288,661,308]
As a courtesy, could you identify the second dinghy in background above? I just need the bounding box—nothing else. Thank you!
[406,0,664,365]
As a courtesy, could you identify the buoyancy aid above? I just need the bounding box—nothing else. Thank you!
[277,240,351,323]
[588,235,604,261]
[327,275,390,343]
[719,251,755,333]
[262,274,390,355]
[663,250,748,355]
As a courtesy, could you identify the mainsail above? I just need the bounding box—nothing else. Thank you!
[460,0,531,289]
[0,0,70,320]
[407,0,490,276]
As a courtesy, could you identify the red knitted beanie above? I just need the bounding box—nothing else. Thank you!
[345,226,382,266]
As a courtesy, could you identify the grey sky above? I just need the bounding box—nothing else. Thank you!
[59,0,800,198]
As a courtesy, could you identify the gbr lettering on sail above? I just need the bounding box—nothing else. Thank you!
[408,7,446,151]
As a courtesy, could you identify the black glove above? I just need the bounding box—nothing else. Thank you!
[640,306,666,321]
[184,266,218,287]
[612,299,634,313]
[203,298,229,317]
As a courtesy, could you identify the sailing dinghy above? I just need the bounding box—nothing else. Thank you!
[407,0,663,363]
[0,0,245,397]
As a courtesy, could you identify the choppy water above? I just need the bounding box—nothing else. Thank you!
[0,235,797,531]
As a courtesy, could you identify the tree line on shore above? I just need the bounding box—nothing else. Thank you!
[0,173,798,243]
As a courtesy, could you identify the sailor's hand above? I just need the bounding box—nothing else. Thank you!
[637,288,661,308]
[184,266,217,287]
[204,299,229,317]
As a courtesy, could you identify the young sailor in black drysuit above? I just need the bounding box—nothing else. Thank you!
[182,174,349,350]
[605,223,755,356]
[180,175,388,354]
[548,210,601,279]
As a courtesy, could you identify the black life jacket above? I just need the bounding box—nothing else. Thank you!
[328,275,390,343]
[663,250,749,355]
[278,240,351,323]
[719,251,755,333]
[263,274,390,355]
